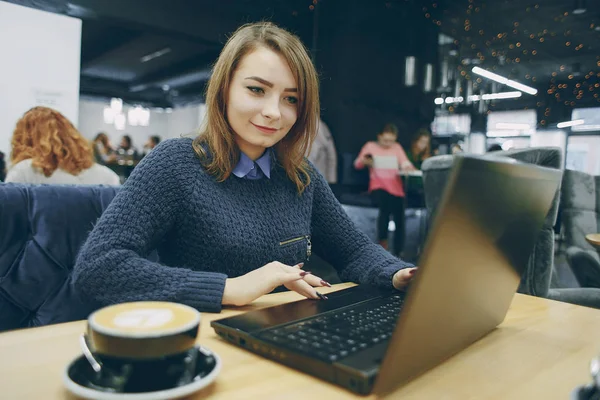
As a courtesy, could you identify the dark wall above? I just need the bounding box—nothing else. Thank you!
[314,1,439,153]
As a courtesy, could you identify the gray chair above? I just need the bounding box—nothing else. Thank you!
[421,147,600,308]
[560,169,600,288]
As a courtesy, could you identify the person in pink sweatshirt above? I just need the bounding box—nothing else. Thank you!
[354,123,416,255]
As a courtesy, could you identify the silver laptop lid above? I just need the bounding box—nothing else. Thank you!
[374,155,562,396]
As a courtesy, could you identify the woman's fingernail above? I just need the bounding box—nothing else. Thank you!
[409,269,417,275]
[316,292,329,300]
[297,262,305,268]
[320,280,332,287]
[300,271,312,277]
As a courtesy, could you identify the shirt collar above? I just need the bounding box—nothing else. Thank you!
[232,149,272,179]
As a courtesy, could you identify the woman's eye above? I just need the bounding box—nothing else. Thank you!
[285,96,298,105]
[247,86,264,94]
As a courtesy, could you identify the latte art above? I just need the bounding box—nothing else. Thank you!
[90,302,200,337]
[112,309,174,329]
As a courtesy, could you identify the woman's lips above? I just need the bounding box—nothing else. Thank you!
[251,122,278,134]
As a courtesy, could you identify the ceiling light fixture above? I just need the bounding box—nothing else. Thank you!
[423,63,434,92]
[103,98,150,130]
[128,106,151,127]
[557,119,585,128]
[140,47,172,63]
[469,91,523,101]
[404,56,417,86]
[65,3,97,18]
[573,0,587,15]
[445,96,464,103]
[434,91,522,105]
[472,67,538,95]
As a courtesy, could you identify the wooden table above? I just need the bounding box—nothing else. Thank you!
[1,283,600,399]
[586,233,600,249]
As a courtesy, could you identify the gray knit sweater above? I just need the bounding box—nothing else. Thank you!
[73,138,412,312]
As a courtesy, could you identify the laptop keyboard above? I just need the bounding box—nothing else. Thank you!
[257,294,404,363]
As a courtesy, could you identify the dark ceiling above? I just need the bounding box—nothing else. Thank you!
[437,0,600,115]
[4,0,600,111]
[4,0,316,107]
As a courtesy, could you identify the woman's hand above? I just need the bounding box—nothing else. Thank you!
[392,267,417,290]
[222,262,331,306]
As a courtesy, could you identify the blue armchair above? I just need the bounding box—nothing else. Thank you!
[0,184,119,332]
[560,169,600,288]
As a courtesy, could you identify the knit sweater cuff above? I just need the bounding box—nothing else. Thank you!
[180,272,228,313]
[376,260,415,289]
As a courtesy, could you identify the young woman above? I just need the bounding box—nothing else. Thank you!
[0,151,6,182]
[5,107,120,185]
[407,129,431,170]
[142,135,162,156]
[117,134,139,161]
[73,22,416,312]
[354,124,416,255]
[406,129,432,208]
[450,143,463,154]
[93,132,116,165]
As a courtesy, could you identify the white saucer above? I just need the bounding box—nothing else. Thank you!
[63,346,221,400]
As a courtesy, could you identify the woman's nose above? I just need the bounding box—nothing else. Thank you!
[261,97,281,120]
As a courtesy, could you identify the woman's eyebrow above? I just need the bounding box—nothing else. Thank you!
[245,76,297,92]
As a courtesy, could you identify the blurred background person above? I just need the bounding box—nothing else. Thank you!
[92,132,116,165]
[0,151,6,182]
[118,134,138,158]
[142,135,161,156]
[407,129,431,169]
[488,143,503,152]
[354,123,415,256]
[5,107,120,185]
[405,129,431,208]
[307,119,337,184]
[430,139,440,157]
[451,143,463,154]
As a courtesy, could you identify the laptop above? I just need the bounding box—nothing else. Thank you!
[211,155,562,396]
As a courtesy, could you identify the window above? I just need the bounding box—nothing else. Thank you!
[431,113,471,135]
[572,107,600,132]
[487,110,536,137]
[566,136,600,175]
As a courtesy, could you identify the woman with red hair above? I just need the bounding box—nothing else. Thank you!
[5,107,119,185]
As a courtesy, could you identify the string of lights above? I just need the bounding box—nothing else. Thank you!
[420,0,599,121]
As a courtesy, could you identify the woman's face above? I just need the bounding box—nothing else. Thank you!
[451,145,462,154]
[414,135,430,152]
[377,132,397,149]
[226,47,299,160]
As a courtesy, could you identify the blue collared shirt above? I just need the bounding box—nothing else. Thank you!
[232,149,272,180]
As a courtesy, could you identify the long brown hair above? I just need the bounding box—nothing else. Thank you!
[410,129,432,161]
[193,22,320,193]
[94,132,111,148]
[11,107,94,177]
